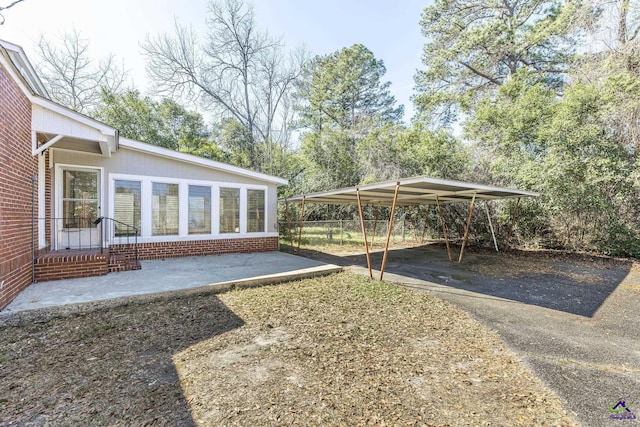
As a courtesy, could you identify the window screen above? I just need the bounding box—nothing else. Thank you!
[220,187,240,233]
[247,189,265,232]
[62,170,98,228]
[114,180,141,236]
[152,183,179,235]
[189,185,211,234]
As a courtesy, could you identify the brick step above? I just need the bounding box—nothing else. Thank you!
[126,259,142,270]
[108,254,141,273]
[35,249,108,282]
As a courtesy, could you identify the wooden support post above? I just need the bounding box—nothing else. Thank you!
[371,203,380,248]
[285,199,294,253]
[485,202,498,252]
[380,183,400,281]
[458,193,476,263]
[356,189,373,279]
[436,195,453,262]
[297,196,306,255]
[505,197,521,252]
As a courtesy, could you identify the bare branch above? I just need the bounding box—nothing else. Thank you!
[0,0,25,25]
[143,0,308,172]
[459,61,502,85]
[36,28,129,112]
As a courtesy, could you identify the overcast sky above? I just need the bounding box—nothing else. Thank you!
[0,0,428,122]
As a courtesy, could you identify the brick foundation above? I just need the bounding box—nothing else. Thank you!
[110,236,278,260]
[34,250,108,282]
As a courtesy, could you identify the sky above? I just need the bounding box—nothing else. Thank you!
[0,0,428,122]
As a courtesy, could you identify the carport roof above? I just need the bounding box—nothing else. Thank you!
[282,176,539,206]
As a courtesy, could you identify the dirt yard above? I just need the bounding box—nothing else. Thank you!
[1,272,578,426]
[296,243,640,426]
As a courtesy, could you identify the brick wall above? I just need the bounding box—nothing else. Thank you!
[0,63,37,310]
[34,251,108,282]
[110,236,279,260]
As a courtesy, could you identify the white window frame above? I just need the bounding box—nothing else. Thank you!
[219,186,242,234]
[108,173,273,243]
[188,184,213,235]
[151,181,180,236]
[55,164,105,224]
[113,178,143,237]
[246,188,267,233]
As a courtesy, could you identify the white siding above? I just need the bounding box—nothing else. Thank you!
[32,105,107,141]
[51,147,281,234]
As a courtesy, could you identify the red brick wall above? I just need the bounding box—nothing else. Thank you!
[0,63,37,309]
[34,251,108,282]
[110,236,278,260]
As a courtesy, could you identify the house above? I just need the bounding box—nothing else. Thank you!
[0,39,287,310]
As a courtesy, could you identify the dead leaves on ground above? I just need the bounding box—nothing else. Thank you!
[178,273,577,426]
[0,272,578,426]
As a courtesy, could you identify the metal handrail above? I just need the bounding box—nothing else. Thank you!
[94,217,139,263]
[39,217,139,265]
[40,217,100,251]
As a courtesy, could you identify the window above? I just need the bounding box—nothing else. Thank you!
[114,180,141,236]
[220,187,240,233]
[189,185,211,234]
[247,189,265,232]
[152,183,179,235]
[62,170,98,228]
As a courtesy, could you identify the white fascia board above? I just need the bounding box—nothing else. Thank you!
[0,39,49,97]
[0,46,35,99]
[30,96,117,136]
[119,137,288,186]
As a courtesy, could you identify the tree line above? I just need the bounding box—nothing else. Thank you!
[32,0,640,257]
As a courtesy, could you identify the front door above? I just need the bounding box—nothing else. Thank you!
[57,168,101,250]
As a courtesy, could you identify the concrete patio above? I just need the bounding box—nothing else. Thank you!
[1,251,341,313]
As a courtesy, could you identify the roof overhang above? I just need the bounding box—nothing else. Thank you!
[1,39,119,158]
[31,96,119,157]
[282,176,539,206]
[0,39,49,97]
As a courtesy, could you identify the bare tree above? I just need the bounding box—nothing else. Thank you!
[142,0,307,173]
[608,0,640,44]
[0,0,25,25]
[255,46,308,172]
[36,28,128,113]
[585,0,640,47]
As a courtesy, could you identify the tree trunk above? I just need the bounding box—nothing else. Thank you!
[619,0,630,45]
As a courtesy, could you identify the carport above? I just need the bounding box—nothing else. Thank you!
[282,176,539,280]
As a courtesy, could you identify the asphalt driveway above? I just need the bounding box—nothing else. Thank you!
[302,245,640,427]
